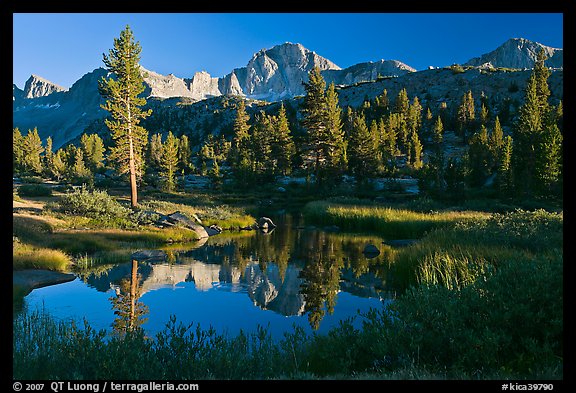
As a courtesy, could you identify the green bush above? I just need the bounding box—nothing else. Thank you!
[55,186,131,219]
[17,184,52,197]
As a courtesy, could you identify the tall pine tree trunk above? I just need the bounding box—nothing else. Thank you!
[129,135,138,208]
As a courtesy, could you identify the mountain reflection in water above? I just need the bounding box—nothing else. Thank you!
[30,214,398,335]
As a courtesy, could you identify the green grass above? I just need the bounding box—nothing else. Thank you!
[13,240,72,271]
[303,201,488,239]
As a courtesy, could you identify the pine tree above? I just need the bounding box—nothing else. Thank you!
[271,103,295,176]
[230,100,253,184]
[408,129,423,170]
[394,88,410,117]
[432,115,444,146]
[378,118,397,175]
[301,68,345,185]
[50,149,68,182]
[457,90,475,143]
[148,133,164,170]
[81,133,105,171]
[497,135,513,196]
[467,125,491,187]
[99,25,151,207]
[323,82,347,181]
[159,131,179,192]
[251,111,273,176]
[535,122,562,193]
[479,103,489,126]
[348,112,380,181]
[488,116,504,171]
[71,148,92,184]
[178,134,192,174]
[23,128,44,175]
[43,137,54,178]
[407,96,423,135]
[13,128,25,173]
[534,48,551,111]
[512,47,561,196]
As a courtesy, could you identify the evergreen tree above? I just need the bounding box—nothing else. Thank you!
[251,111,273,176]
[378,118,397,175]
[148,133,164,170]
[271,103,295,176]
[13,128,25,173]
[22,128,44,175]
[432,115,444,146]
[178,134,192,174]
[497,135,513,196]
[534,48,551,111]
[407,96,423,135]
[512,48,561,196]
[81,133,105,171]
[392,88,411,152]
[424,115,446,193]
[535,122,562,194]
[467,125,491,187]
[209,159,222,189]
[230,100,253,184]
[50,149,68,182]
[301,68,345,185]
[159,131,179,192]
[323,82,347,181]
[488,116,504,171]
[408,129,423,170]
[43,137,54,178]
[479,103,489,126]
[457,90,476,143]
[99,25,151,207]
[394,88,410,117]
[348,112,380,181]
[71,148,92,184]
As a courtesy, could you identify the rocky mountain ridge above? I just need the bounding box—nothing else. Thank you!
[464,38,563,69]
[13,38,563,149]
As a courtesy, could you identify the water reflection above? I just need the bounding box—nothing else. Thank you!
[109,260,149,336]
[76,215,396,331]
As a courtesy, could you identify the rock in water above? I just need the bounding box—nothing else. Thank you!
[258,217,276,230]
[131,250,168,261]
[363,244,380,258]
[166,211,209,238]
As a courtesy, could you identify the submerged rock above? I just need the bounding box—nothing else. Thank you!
[363,244,381,258]
[131,250,168,261]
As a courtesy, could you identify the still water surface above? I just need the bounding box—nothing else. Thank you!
[24,215,398,338]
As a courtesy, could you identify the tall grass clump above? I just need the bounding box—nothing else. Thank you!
[392,209,563,290]
[303,201,486,239]
[13,238,72,271]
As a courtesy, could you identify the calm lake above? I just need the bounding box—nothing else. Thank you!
[21,214,400,338]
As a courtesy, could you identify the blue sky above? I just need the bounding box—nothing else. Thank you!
[13,13,564,89]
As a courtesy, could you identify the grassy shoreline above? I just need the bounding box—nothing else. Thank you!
[13,185,563,380]
[303,200,490,239]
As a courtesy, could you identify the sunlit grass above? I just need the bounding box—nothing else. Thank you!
[304,201,489,238]
[13,241,72,271]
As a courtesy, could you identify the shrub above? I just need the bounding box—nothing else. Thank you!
[449,64,465,74]
[55,186,131,219]
[17,184,53,197]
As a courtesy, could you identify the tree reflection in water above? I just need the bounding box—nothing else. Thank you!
[109,259,149,336]
[298,231,344,330]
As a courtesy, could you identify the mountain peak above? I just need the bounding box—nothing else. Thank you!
[465,38,563,69]
[23,74,66,99]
